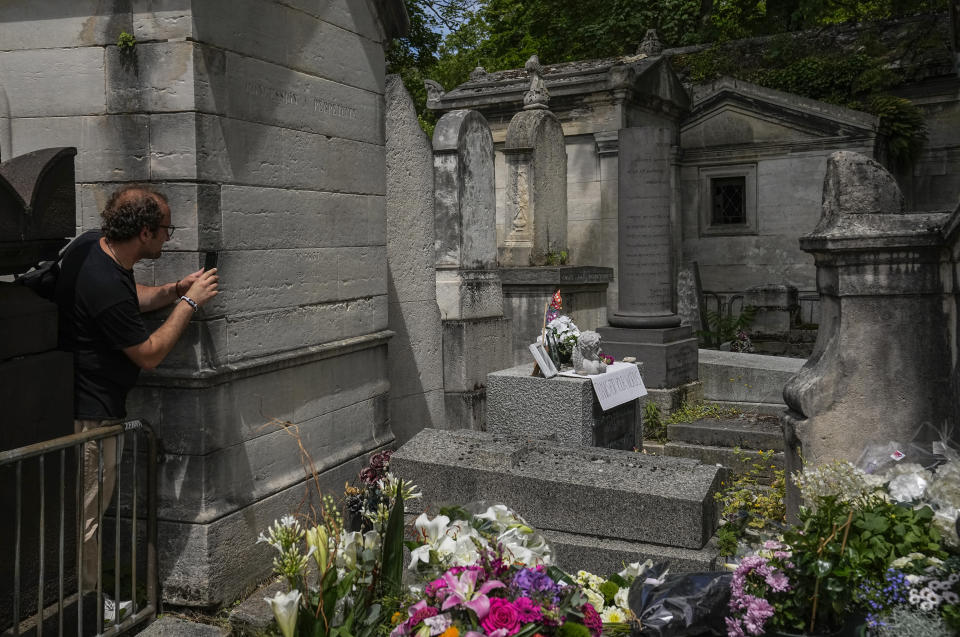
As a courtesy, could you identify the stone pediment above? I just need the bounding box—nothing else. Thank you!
[427,55,689,116]
[681,77,878,150]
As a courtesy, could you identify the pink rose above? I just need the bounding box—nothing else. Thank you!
[481,598,520,636]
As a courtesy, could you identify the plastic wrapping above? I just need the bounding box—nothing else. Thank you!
[628,564,732,636]
[856,422,958,476]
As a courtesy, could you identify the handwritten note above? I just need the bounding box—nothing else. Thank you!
[559,362,647,410]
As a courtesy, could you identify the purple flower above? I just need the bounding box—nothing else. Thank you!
[511,567,562,604]
[765,571,791,593]
[725,616,746,637]
[742,596,774,635]
[513,597,543,623]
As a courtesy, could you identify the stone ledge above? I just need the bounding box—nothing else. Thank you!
[544,529,721,575]
[499,265,614,285]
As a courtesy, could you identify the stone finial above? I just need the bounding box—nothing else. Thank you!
[637,29,663,56]
[819,151,904,220]
[522,55,549,110]
[424,79,445,105]
[469,66,488,81]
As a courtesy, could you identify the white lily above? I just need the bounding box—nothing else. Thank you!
[619,559,654,579]
[264,589,301,637]
[408,513,456,569]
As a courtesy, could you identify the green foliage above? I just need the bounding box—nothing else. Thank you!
[869,94,929,168]
[556,621,591,637]
[643,400,665,443]
[714,448,787,538]
[543,250,568,266]
[715,523,740,557]
[116,31,136,49]
[774,494,947,633]
[697,305,756,349]
[665,401,743,425]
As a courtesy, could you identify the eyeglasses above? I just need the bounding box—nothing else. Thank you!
[158,224,177,238]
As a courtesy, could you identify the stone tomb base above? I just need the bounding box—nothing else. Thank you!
[486,363,641,450]
[596,325,698,388]
[391,429,724,574]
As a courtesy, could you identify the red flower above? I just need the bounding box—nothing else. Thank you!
[481,598,521,635]
[512,596,543,623]
[581,603,602,637]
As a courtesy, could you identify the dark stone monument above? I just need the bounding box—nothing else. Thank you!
[597,127,698,388]
[0,147,79,635]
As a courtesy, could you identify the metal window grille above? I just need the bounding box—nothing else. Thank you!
[0,420,158,637]
[711,177,746,225]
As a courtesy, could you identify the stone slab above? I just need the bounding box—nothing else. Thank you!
[436,269,504,320]
[444,388,486,431]
[596,326,699,388]
[392,429,722,549]
[668,416,784,451]
[698,349,804,404]
[486,363,640,450]
[543,530,720,575]
[228,578,285,635]
[0,3,127,49]
[138,617,229,637]
[645,381,704,417]
[0,47,106,117]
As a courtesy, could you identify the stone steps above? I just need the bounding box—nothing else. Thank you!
[644,414,785,481]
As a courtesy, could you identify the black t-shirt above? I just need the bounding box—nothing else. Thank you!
[56,230,149,419]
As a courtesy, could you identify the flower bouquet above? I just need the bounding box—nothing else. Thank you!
[390,558,603,637]
[541,290,579,367]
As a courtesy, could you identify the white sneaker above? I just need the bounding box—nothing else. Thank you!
[103,595,133,624]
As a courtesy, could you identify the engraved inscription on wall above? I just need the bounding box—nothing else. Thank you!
[243,80,358,120]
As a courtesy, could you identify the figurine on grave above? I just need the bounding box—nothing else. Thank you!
[573,331,607,375]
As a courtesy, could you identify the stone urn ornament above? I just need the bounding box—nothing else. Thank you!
[573,331,607,375]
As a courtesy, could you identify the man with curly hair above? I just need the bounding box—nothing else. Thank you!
[55,184,219,590]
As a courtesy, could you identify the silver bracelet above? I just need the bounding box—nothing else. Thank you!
[179,295,199,312]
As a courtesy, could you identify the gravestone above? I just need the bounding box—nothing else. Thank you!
[486,363,642,450]
[392,429,723,573]
[431,109,511,429]
[782,151,956,515]
[500,56,568,267]
[598,127,698,389]
[385,75,445,444]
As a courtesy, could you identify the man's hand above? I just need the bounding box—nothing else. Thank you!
[185,268,219,306]
[177,267,204,294]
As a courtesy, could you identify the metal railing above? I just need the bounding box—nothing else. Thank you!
[0,420,158,636]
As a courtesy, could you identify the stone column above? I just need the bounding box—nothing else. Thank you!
[597,126,698,389]
[782,151,955,515]
[432,109,511,430]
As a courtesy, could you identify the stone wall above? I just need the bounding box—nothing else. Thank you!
[0,1,405,607]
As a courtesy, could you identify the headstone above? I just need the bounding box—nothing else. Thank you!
[782,151,956,516]
[431,108,511,430]
[598,126,698,389]
[391,429,724,572]
[385,75,445,445]
[500,56,567,267]
[676,262,704,332]
[486,363,642,450]
[744,284,798,338]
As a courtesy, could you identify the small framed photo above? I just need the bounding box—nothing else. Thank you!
[529,342,558,378]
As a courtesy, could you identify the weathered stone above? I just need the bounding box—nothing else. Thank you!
[433,110,497,271]
[500,109,567,266]
[138,617,229,637]
[0,47,106,117]
[221,186,384,251]
[676,263,704,331]
[500,266,613,365]
[667,415,784,451]
[392,429,722,550]
[596,325,698,388]
[386,73,445,440]
[0,2,128,49]
[441,317,512,393]
[699,349,804,405]
[435,269,504,320]
[486,363,641,450]
[783,151,955,516]
[744,284,799,337]
[11,115,149,183]
[544,530,720,574]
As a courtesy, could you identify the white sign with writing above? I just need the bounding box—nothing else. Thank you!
[561,362,647,410]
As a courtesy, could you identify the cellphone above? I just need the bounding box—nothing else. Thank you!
[203,251,219,271]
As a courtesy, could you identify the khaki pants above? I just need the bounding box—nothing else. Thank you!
[75,419,123,592]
